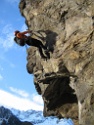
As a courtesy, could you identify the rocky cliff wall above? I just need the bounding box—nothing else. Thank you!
[19,0,94,125]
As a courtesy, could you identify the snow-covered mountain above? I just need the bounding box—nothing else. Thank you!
[0,106,74,125]
[11,108,44,124]
[0,106,32,125]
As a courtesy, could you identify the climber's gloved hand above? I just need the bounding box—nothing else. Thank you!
[26,29,32,33]
[28,30,32,35]
[30,30,32,33]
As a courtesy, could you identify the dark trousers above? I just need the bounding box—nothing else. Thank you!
[26,37,47,58]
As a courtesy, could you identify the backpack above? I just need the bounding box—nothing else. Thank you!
[14,37,25,46]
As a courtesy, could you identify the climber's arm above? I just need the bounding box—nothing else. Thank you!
[16,30,32,39]
[21,30,32,35]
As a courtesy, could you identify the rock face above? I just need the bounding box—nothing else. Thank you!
[19,0,94,125]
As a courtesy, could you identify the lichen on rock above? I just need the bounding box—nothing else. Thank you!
[19,0,94,125]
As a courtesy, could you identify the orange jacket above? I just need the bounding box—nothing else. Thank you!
[16,31,31,39]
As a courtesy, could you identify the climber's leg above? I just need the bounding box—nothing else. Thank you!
[26,37,49,59]
[38,46,47,59]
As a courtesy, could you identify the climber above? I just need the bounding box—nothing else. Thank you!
[14,30,50,59]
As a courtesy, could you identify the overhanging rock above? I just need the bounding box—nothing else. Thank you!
[19,0,94,125]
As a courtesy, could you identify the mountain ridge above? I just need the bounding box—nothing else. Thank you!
[0,106,73,125]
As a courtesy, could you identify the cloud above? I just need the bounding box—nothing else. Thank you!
[5,0,19,4]
[0,19,5,25]
[0,89,43,111]
[0,74,3,80]
[9,87,29,98]
[32,94,43,105]
[9,87,43,105]
[0,53,16,69]
[0,24,14,50]
[0,65,3,71]
[0,23,28,51]
[21,24,28,31]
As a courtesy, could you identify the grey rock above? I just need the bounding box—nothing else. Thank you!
[19,0,94,124]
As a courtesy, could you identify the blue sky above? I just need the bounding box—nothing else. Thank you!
[0,0,43,111]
